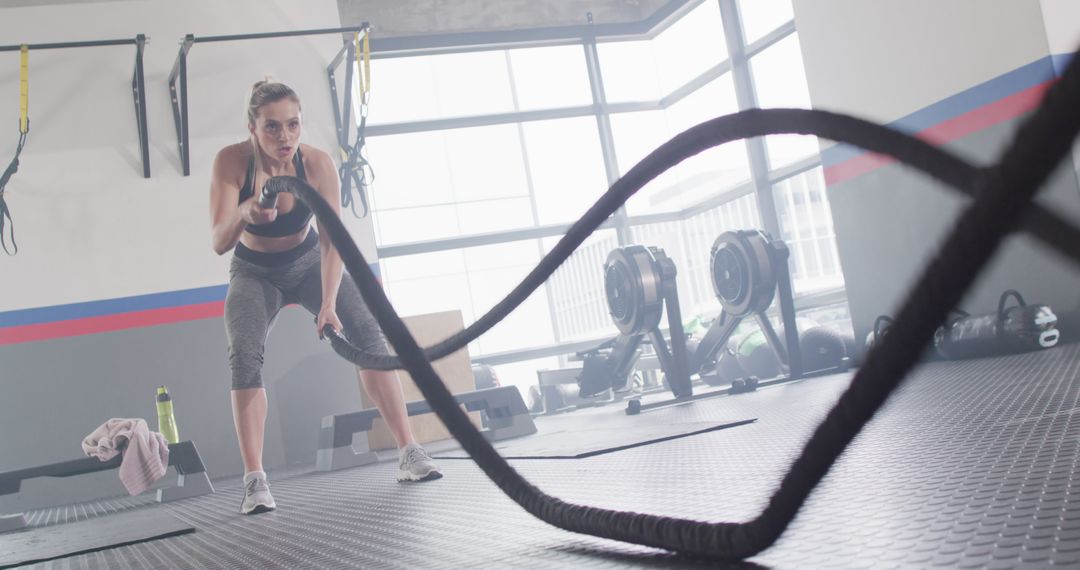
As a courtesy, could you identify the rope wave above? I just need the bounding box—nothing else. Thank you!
[262,51,1080,560]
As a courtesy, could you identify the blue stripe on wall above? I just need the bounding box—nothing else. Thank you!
[1053,53,1074,77]
[820,55,1059,167]
[0,285,229,328]
[1,261,383,328]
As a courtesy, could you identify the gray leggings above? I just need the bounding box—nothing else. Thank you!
[224,233,388,390]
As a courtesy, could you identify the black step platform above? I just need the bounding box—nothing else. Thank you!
[0,440,213,533]
[316,385,537,471]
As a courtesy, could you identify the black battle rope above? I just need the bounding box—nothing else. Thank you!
[267,108,1080,373]
[262,51,1080,559]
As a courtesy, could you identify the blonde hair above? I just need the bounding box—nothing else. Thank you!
[247,77,302,174]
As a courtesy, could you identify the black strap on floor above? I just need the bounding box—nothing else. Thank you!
[262,46,1080,560]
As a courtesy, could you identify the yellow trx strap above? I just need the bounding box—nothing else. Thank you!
[354,31,371,100]
[1,45,28,254]
[340,31,373,218]
[19,45,28,134]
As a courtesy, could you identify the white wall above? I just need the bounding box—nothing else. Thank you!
[793,0,1048,127]
[1039,0,1080,177]
[0,0,378,312]
[1040,0,1080,55]
[790,0,1080,350]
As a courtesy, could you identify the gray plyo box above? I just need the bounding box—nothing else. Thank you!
[317,385,537,471]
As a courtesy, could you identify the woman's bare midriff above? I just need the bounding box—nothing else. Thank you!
[239,225,309,253]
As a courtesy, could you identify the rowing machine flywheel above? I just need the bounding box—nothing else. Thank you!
[604,245,665,336]
[710,230,777,318]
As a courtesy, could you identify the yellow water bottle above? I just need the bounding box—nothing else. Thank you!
[156,386,180,444]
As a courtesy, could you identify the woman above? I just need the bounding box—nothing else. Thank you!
[210,79,441,516]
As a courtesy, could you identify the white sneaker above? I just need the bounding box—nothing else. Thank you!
[397,443,443,482]
[240,471,276,515]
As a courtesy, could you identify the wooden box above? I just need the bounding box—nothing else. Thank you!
[362,309,480,450]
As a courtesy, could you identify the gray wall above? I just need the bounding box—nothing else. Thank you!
[793,0,1080,349]
[826,120,1080,349]
[0,307,365,512]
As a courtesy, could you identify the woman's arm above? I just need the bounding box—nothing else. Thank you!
[310,147,346,335]
[209,146,276,255]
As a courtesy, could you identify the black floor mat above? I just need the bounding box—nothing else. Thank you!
[15,346,1080,568]
[0,507,193,569]
[435,417,756,459]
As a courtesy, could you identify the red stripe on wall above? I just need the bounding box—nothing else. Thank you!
[921,82,1050,143]
[824,81,1052,186]
[0,301,225,346]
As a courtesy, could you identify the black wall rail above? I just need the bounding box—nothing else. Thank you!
[168,25,369,176]
[0,35,151,178]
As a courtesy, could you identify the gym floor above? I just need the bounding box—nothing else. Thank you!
[11,341,1080,569]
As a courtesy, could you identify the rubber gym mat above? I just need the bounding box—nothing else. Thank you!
[0,507,193,569]
[13,344,1080,568]
[434,417,756,459]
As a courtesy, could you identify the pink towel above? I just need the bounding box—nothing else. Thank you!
[81,418,170,496]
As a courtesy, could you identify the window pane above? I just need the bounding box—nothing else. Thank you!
[750,33,820,168]
[430,50,515,118]
[456,197,534,234]
[598,1,727,102]
[468,265,555,355]
[380,242,556,358]
[651,0,727,93]
[771,167,844,294]
[597,40,663,103]
[508,45,593,111]
[544,229,619,342]
[366,50,514,124]
[738,0,794,44]
[612,74,750,216]
[386,273,473,322]
[443,124,529,202]
[373,205,458,245]
[366,56,440,124]
[367,131,453,210]
[381,250,465,282]
[523,117,610,225]
[463,241,541,272]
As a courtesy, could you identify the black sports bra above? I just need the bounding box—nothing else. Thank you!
[238,147,313,237]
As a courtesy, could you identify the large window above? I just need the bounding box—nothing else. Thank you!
[368,124,531,245]
[380,240,557,357]
[751,32,818,168]
[738,0,795,44]
[771,167,843,294]
[363,0,847,390]
[611,74,749,216]
[598,0,727,102]
[522,117,609,225]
